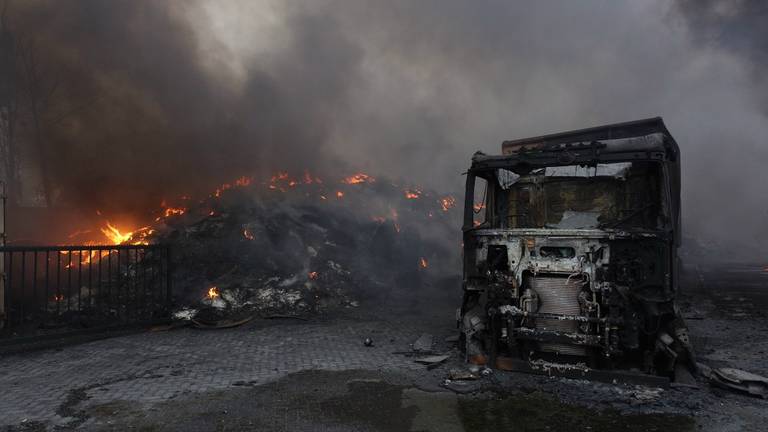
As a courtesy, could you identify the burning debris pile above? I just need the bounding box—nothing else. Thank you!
[101,172,462,321]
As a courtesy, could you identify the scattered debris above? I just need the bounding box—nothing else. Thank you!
[671,363,699,389]
[444,334,459,343]
[448,369,478,381]
[415,354,450,369]
[706,367,768,399]
[173,308,198,321]
[190,316,254,330]
[412,333,434,353]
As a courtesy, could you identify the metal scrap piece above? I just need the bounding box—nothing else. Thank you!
[415,354,450,369]
[412,333,434,353]
[710,367,768,399]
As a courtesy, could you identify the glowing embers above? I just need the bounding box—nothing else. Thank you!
[440,196,456,211]
[157,202,186,221]
[215,175,254,197]
[342,173,375,185]
[404,188,422,199]
[270,171,323,191]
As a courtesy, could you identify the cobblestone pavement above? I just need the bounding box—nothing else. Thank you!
[0,317,437,428]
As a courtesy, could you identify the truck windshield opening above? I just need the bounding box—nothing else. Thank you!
[481,161,667,230]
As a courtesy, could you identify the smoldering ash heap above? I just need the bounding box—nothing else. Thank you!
[78,171,460,319]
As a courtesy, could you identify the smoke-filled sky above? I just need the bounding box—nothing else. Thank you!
[6,0,768,250]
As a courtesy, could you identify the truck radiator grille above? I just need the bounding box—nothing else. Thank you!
[528,275,587,356]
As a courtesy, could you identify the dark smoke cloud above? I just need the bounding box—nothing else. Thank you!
[7,0,361,215]
[5,1,768,252]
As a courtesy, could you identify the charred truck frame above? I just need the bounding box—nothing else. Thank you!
[459,117,693,381]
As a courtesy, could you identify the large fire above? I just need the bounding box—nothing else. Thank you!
[69,170,457,247]
[100,222,152,245]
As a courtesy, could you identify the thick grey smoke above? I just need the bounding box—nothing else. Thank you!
[6,1,768,252]
[675,0,768,113]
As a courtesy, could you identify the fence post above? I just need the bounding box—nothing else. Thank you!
[165,246,172,310]
[0,181,6,329]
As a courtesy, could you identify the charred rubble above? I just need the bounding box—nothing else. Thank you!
[143,174,461,321]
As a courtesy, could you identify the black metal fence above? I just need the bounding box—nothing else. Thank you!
[1,244,171,337]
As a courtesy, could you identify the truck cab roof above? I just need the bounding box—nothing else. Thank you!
[471,117,679,173]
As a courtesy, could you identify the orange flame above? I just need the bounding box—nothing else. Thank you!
[342,173,375,185]
[336,191,344,198]
[308,271,319,280]
[101,222,132,244]
[419,257,428,268]
[243,229,255,240]
[474,202,486,212]
[207,287,220,299]
[100,222,151,245]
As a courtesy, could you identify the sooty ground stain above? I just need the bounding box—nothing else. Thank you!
[69,370,695,432]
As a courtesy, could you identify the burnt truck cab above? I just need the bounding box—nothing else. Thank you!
[459,117,693,379]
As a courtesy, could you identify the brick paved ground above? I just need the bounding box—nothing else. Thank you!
[0,317,439,428]
[2,265,768,431]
